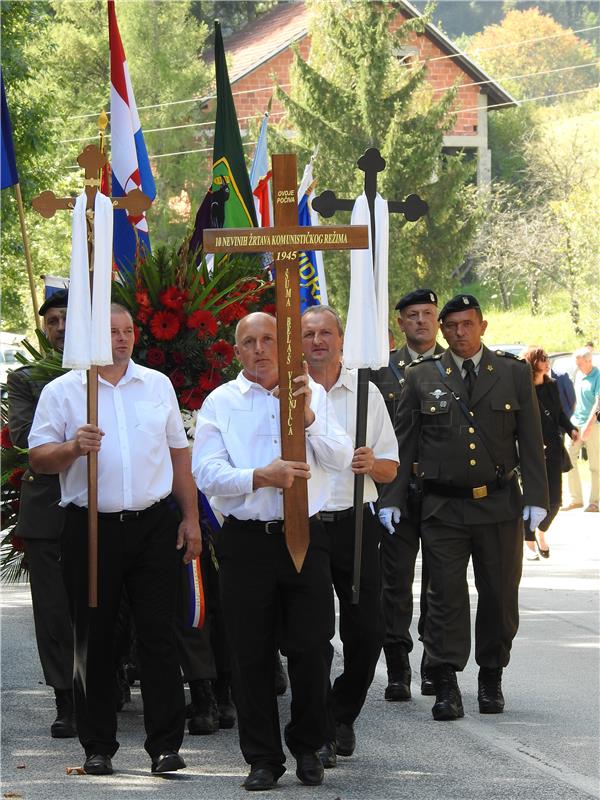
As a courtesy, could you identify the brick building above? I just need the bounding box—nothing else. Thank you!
[209,0,517,185]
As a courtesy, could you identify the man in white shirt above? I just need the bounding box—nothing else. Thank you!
[29,304,201,776]
[301,305,399,766]
[193,312,353,793]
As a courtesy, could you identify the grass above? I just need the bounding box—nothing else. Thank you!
[460,283,594,353]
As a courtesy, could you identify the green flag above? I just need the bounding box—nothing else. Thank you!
[211,20,257,229]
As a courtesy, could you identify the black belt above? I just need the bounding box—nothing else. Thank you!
[226,514,321,535]
[67,500,165,522]
[423,474,513,500]
[319,504,368,523]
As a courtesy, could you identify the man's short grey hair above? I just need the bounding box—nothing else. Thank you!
[110,302,133,323]
[574,347,592,360]
[301,305,344,336]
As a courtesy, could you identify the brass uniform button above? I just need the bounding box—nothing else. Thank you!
[505,403,511,410]
[469,443,476,450]
[28,475,35,481]
[430,406,436,412]
[468,426,475,433]
[469,459,477,466]
[470,411,474,417]
[388,393,394,399]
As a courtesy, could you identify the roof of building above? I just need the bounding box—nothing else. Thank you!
[213,0,517,109]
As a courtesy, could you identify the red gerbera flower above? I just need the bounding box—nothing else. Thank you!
[171,350,185,366]
[218,302,246,324]
[133,324,141,345]
[135,290,151,308]
[150,311,180,341]
[137,307,152,325]
[146,347,166,367]
[187,309,218,338]
[261,303,276,315]
[1,426,13,449]
[197,372,220,392]
[206,340,235,368]
[8,468,25,489]
[169,369,187,388]
[180,387,205,411]
[160,286,189,310]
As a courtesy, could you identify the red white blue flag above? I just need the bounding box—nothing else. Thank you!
[107,0,155,271]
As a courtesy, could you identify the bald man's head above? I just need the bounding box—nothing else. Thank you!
[234,312,279,389]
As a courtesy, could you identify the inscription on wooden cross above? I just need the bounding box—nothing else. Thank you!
[31,143,152,608]
[203,153,368,573]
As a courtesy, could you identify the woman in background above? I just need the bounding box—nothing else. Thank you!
[522,346,579,560]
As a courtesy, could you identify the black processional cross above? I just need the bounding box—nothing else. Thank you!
[312,147,428,604]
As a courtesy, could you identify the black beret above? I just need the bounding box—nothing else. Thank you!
[438,294,481,321]
[395,288,438,312]
[39,288,69,316]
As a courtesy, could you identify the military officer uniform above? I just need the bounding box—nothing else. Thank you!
[371,319,444,699]
[395,295,548,719]
[7,290,75,738]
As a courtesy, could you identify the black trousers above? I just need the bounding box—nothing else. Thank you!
[217,517,334,777]
[421,516,523,671]
[323,506,383,735]
[24,537,73,690]
[61,503,185,759]
[379,510,428,652]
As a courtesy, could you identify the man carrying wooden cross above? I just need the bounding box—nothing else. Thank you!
[192,311,353,791]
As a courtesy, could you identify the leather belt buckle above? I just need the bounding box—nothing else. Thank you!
[472,485,488,500]
[119,510,140,522]
[265,520,282,534]
[319,511,335,523]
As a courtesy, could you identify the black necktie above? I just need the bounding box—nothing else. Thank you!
[463,359,476,398]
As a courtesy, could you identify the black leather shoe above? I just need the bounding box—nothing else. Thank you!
[215,681,236,729]
[317,740,337,768]
[535,533,550,559]
[243,767,277,791]
[478,667,505,714]
[296,752,324,786]
[384,644,411,700]
[431,665,464,721]
[151,751,186,774]
[83,754,113,775]
[51,688,77,738]
[420,652,436,696]
[335,721,356,756]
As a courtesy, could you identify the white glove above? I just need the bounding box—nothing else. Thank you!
[378,507,401,534]
[523,505,547,531]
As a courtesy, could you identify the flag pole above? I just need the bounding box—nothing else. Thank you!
[12,183,40,320]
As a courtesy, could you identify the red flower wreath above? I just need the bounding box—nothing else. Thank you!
[197,372,221,392]
[180,386,205,411]
[169,369,187,389]
[187,309,218,338]
[1,426,13,449]
[150,311,180,341]
[218,302,246,324]
[146,347,166,367]
[8,468,25,489]
[206,340,235,368]
[135,289,151,308]
[160,286,189,310]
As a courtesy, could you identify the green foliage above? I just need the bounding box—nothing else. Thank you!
[189,0,280,40]
[1,1,58,332]
[271,0,480,312]
[488,106,535,184]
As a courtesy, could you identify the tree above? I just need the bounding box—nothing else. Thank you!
[463,8,599,102]
[189,0,279,41]
[1,2,57,332]
[272,0,480,312]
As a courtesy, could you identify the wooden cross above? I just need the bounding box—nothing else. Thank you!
[312,147,428,603]
[203,153,368,573]
[32,143,152,607]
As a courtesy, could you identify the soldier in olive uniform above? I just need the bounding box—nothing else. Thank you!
[395,295,548,720]
[371,289,444,702]
[7,289,75,738]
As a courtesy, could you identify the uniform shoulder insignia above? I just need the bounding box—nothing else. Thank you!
[495,350,524,361]
[409,353,442,366]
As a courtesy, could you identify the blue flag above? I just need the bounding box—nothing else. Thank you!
[297,160,327,311]
[1,71,19,190]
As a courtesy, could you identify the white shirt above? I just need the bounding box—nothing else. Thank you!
[323,366,399,510]
[192,371,354,521]
[29,360,188,512]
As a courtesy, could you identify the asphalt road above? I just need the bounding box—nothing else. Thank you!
[1,506,598,800]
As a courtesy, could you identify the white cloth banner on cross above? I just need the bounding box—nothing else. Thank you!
[343,192,389,369]
[62,191,114,370]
